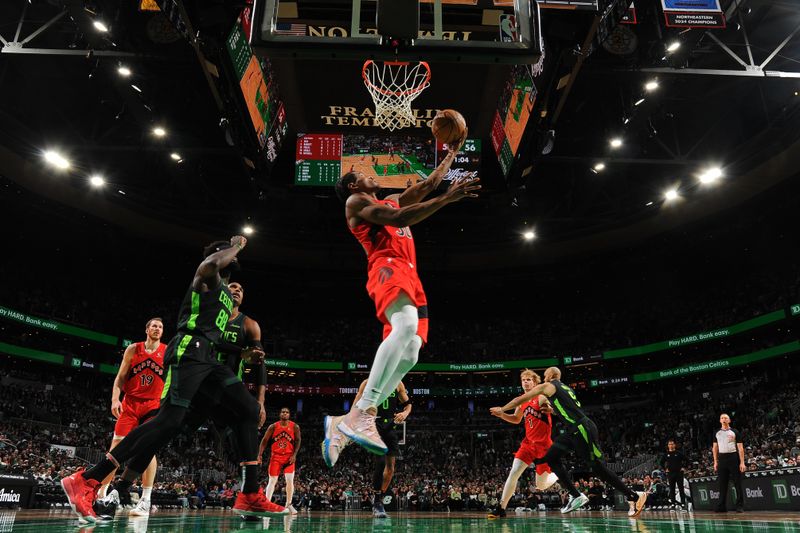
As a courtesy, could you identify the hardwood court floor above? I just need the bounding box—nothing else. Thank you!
[1,509,798,532]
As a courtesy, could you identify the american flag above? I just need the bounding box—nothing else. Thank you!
[274,23,307,36]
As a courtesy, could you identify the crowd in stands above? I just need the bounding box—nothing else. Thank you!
[2,353,799,511]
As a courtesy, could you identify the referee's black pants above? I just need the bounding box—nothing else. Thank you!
[716,453,744,511]
[667,471,685,505]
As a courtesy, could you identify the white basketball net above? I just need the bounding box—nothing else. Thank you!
[362,60,431,131]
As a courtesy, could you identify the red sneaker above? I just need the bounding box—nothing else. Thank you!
[233,488,289,517]
[61,469,100,524]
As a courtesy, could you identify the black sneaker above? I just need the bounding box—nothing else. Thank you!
[117,487,132,507]
[92,498,117,521]
[487,505,506,519]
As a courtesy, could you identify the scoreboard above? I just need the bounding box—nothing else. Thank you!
[295,133,481,188]
[295,134,343,186]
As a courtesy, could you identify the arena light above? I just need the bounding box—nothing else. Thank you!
[523,230,536,241]
[131,84,142,93]
[610,138,623,149]
[170,152,182,161]
[667,41,681,52]
[243,226,255,236]
[664,188,679,202]
[699,167,723,184]
[43,150,70,170]
[89,175,105,187]
[93,20,109,32]
[152,127,166,137]
[634,98,645,106]
[117,65,132,77]
[646,201,654,206]
[593,162,606,172]
[645,80,659,92]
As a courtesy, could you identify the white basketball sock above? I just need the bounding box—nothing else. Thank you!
[355,297,418,411]
[501,458,530,509]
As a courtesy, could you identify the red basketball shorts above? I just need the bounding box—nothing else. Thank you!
[113,397,161,438]
[366,257,429,344]
[268,454,295,477]
[515,440,552,475]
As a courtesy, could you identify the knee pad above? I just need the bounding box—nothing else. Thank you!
[401,337,422,367]
[389,305,419,342]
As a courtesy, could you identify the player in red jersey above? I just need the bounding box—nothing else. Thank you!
[259,408,301,514]
[324,135,478,460]
[488,369,559,519]
[98,317,166,516]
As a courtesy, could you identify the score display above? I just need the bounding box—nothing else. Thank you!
[295,133,480,188]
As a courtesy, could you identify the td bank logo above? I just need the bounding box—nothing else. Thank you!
[698,489,709,502]
[564,356,573,365]
[772,479,791,503]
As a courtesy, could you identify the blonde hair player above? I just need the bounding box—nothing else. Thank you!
[487,369,558,519]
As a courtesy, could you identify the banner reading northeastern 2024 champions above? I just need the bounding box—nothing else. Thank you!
[661,0,725,28]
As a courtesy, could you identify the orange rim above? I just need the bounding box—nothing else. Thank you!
[362,60,431,97]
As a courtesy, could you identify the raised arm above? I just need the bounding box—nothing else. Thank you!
[192,236,246,291]
[492,405,524,425]
[396,137,465,206]
[347,177,480,229]
[490,382,556,415]
[111,344,136,418]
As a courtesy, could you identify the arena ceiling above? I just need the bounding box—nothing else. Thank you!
[1,0,799,270]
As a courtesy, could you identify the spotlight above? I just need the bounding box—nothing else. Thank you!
[699,167,723,184]
[667,41,681,52]
[170,152,182,161]
[593,163,606,172]
[89,175,105,187]
[634,98,645,106]
[43,150,70,169]
[646,201,654,206]
[645,80,659,92]
[152,127,166,137]
[610,138,623,149]
[523,230,536,241]
[131,84,142,93]
[243,226,255,235]
[117,66,131,77]
[623,117,630,124]
[93,20,109,32]
[664,188,679,201]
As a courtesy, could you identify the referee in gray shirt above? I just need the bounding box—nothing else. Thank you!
[712,413,745,512]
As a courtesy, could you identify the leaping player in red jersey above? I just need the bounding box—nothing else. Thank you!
[324,133,478,462]
[97,317,167,517]
[259,408,301,515]
[487,369,558,519]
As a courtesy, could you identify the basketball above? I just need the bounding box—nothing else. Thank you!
[431,109,467,145]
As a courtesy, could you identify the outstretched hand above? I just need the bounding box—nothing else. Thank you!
[242,347,265,363]
[231,235,247,249]
[442,177,481,203]
[448,128,468,154]
[489,407,504,417]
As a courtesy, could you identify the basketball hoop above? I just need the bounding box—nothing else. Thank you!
[362,60,431,131]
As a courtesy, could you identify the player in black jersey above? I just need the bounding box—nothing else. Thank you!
[491,367,648,517]
[349,380,411,518]
[219,282,267,426]
[60,237,287,524]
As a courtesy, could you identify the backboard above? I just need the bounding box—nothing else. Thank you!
[249,0,543,64]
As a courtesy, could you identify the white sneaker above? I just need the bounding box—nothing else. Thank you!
[337,407,388,455]
[99,489,120,507]
[322,415,352,468]
[287,504,298,515]
[560,494,589,514]
[628,492,648,518]
[129,497,151,517]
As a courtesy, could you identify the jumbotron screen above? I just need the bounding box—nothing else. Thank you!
[492,65,536,176]
[295,133,481,188]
